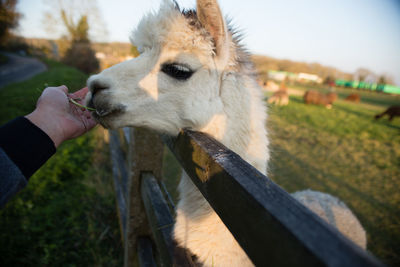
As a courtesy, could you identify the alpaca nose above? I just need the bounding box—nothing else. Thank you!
[89,79,110,96]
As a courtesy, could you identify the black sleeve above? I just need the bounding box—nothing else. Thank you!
[0,148,27,208]
[0,117,56,178]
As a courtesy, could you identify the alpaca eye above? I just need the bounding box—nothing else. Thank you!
[161,63,193,80]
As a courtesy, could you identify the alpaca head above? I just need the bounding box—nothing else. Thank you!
[86,0,232,134]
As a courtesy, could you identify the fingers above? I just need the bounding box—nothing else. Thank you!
[58,85,69,94]
[70,87,89,101]
[85,116,98,130]
[71,106,98,130]
[41,85,69,95]
[43,85,88,100]
[83,107,97,125]
[80,110,98,132]
[83,109,97,123]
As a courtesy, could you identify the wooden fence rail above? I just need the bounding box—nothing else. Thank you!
[109,127,385,267]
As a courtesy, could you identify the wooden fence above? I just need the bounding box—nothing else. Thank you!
[109,127,385,267]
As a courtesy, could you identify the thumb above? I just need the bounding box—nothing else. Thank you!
[58,85,69,94]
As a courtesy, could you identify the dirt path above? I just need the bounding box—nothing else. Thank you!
[0,52,47,88]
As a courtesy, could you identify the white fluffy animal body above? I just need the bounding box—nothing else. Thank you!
[86,1,366,266]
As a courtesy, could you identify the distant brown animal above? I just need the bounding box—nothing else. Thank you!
[374,106,400,121]
[268,90,289,106]
[303,90,337,108]
[345,93,361,103]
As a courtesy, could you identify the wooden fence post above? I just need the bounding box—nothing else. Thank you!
[124,127,164,267]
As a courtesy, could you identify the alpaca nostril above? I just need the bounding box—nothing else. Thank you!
[89,80,110,96]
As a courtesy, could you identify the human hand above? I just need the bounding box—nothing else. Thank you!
[26,85,97,147]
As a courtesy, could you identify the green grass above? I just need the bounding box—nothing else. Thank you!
[0,59,122,266]
[267,93,400,266]
[0,59,88,124]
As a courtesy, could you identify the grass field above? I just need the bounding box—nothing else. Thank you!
[266,88,400,266]
[0,59,122,266]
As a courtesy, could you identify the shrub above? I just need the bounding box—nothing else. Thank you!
[62,41,99,74]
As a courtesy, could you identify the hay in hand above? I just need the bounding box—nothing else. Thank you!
[68,97,96,111]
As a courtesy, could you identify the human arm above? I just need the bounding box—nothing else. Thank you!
[0,85,97,207]
[0,147,27,208]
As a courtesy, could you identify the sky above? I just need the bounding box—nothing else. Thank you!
[16,0,400,85]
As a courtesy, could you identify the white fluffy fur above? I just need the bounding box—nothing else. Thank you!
[86,1,366,266]
[293,190,367,249]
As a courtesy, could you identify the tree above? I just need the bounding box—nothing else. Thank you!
[43,0,107,43]
[323,76,335,85]
[63,41,99,74]
[378,75,394,85]
[61,11,89,43]
[61,14,99,74]
[354,68,375,83]
[43,0,104,73]
[378,75,386,85]
[0,0,21,45]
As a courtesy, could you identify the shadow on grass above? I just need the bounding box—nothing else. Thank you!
[333,104,372,120]
[289,96,303,104]
[372,118,400,131]
[273,145,398,215]
[271,145,400,255]
[359,95,400,108]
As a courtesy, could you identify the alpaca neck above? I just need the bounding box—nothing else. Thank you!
[199,74,268,174]
[175,73,268,260]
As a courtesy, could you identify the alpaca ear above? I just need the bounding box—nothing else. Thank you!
[197,0,229,68]
[162,0,180,10]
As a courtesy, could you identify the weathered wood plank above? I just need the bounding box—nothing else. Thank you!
[141,172,175,267]
[159,181,176,212]
[123,127,131,144]
[124,128,164,267]
[141,172,197,267]
[163,129,384,267]
[109,129,129,238]
[137,237,157,267]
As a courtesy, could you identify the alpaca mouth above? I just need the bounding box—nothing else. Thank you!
[87,97,126,119]
[90,105,126,129]
[88,99,126,127]
[95,108,121,117]
[92,105,125,119]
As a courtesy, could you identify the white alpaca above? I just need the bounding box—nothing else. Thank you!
[86,1,366,266]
